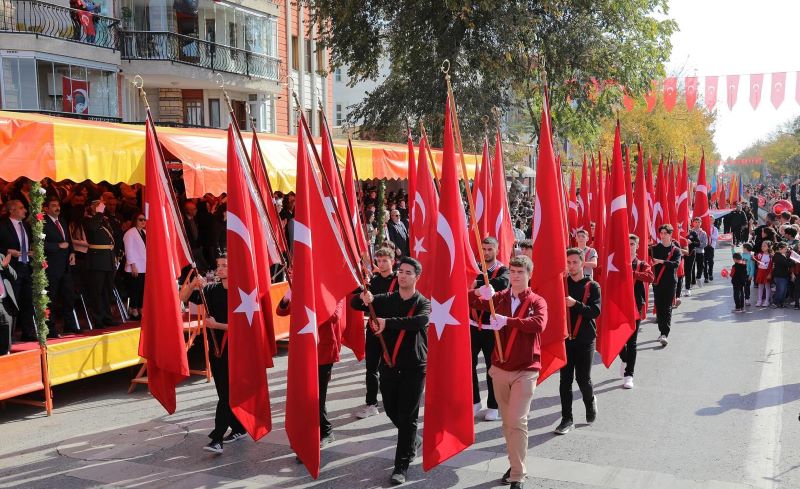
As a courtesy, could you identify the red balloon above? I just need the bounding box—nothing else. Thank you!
[721,268,729,278]
[773,199,793,214]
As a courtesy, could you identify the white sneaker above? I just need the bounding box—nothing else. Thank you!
[658,335,669,347]
[622,376,634,389]
[685,290,692,297]
[354,404,380,419]
[745,300,751,306]
[755,302,762,307]
[473,402,482,417]
[483,408,500,421]
[619,361,626,378]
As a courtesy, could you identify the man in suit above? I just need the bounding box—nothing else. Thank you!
[0,200,35,341]
[183,200,209,272]
[386,210,410,257]
[84,198,120,328]
[0,252,18,354]
[43,197,79,337]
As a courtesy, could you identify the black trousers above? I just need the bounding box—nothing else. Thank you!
[208,349,245,443]
[11,265,34,338]
[559,339,595,420]
[684,255,696,289]
[732,227,742,245]
[695,253,705,281]
[470,327,497,409]
[86,269,114,325]
[379,365,425,470]
[0,303,12,355]
[675,275,683,298]
[319,363,333,438]
[704,247,715,279]
[745,279,752,300]
[653,282,676,337]
[619,320,640,377]
[46,269,78,332]
[733,284,745,309]
[364,331,382,406]
[126,272,145,309]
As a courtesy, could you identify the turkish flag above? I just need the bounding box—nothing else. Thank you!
[644,81,657,112]
[410,135,439,298]
[624,145,634,232]
[226,124,273,440]
[62,76,89,114]
[771,72,786,109]
[663,77,678,112]
[598,122,637,367]
[567,171,579,242]
[407,134,417,227]
[666,163,678,236]
[593,155,607,284]
[677,156,690,236]
[320,119,357,263]
[652,159,667,238]
[286,124,322,478]
[251,134,287,268]
[531,93,568,384]
[422,95,474,470]
[139,118,191,415]
[727,74,740,110]
[645,156,655,224]
[750,74,764,110]
[622,91,634,111]
[632,146,651,317]
[693,152,712,237]
[490,131,516,265]
[470,140,492,256]
[578,155,591,236]
[341,145,368,361]
[705,76,719,111]
[685,77,698,111]
[589,156,598,243]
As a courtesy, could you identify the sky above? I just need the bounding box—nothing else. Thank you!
[665,0,800,159]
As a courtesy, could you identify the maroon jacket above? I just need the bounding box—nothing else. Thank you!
[468,287,548,372]
[276,298,344,365]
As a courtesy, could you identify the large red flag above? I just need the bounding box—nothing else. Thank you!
[593,156,607,284]
[490,131,516,264]
[251,134,287,268]
[342,144,368,361]
[666,163,678,235]
[531,93,568,384]
[652,160,667,238]
[632,146,651,317]
[410,135,439,298]
[567,171,579,241]
[286,125,321,478]
[598,123,637,367]
[139,119,190,414]
[578,155,591,235]
[677,156,690,235]
[589,156,598,244]
[771,72,786,109]
[407,134,417,227]
[226,124,273,440]
[693,152,711,237]
[645,156,655,227]
[423,95,474,470]
[644,81,657,112]
[470,140,492,255]
[624,145,634,231]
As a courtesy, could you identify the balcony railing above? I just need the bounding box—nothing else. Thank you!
[121,31,281,81]
[0,0,119,50]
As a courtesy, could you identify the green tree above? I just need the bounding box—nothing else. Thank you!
[738,116,800,178]
[306,0,677,151]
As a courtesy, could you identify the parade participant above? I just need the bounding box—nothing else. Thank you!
[574,229,598,279]
[690,218,708,290]
[619,235,654,389]
[84,198,120,328]
[352,256,430,486]
[470,254,547,489]
[554,248,601,435]
[754,240,773,307]
[729,204,746,246]
[179,256,247,454]
[651,224,681,347]
[517,239,533,260]
[469,237,510,421]
[730,253,748,313]
[675,233,689,302]
[353,247,398,419]
[703,224,719,282]
[277,292,344,447]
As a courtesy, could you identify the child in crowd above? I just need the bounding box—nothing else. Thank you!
[740,243,756,306]
[754,240,773,307]
[771,242,792,308]
[730,253,748,313]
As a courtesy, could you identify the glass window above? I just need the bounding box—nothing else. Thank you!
[228,22,236,48]
[266,17,278,57]
[291,36,299,71]
[335,68,341,82]
[208,98,220,127]
[335,104,342,126]
[305,39,312,72]
[184,99,203,126]
[316,48,325,75]
[36,59,55,112]
[86,67,117,117]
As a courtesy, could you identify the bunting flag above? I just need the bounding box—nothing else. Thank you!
[226,124,273,441]
[663,77,678,112]
[727,74,740,110]
[422,95,474,470]
[645,81,657,112]
[597,122,637,367]
[632,146,651,317]
[286,123,321,478]
[705,76,719,111]
[750,73,764,110]
[693,152,712,237]
[139,118,191,414]
[531,91,568,384]
[341,144,368,361]
[489,130,516,264]
[771,72,786,109]
[407,134,417,227]
[568,171,579,241]
[410,135,439,298]
[470,140,492,255]
[578,155,591,236]
[685,76,698,111]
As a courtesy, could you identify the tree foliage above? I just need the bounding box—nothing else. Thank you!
[737,116,800,178]
[306,0,677,150]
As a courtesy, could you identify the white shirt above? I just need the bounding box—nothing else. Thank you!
[511,295,521,316]
[709,226,719,248]
[123,227,147,273]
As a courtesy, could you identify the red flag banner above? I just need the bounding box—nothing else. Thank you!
[624,145,634,232]
[645,157,655,232]
[568,171,579,240]
[470,141,492,255]
[407,134,417,227]
[771,72,786,109]
[727,74,740,110]
[685,76,698,111]
[633,147,651,262]
[678,156,690,235]
[578,155,591,236]
[422,95,474,470]
[663,77,677,112]
[62,76,89,114]
[490,132,516,264]
[644,81,657,112]
[693,152,712,237]
[705,76,719,111]
[749,73,764,110]
[410,136,439,298]
[652,160,667,238]
[342,145,368,361]
[622,91,634,111]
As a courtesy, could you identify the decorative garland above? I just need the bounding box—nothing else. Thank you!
[375,180,386,245]
[30,182,50,345]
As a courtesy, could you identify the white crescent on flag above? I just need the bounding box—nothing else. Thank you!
[695,184,707,194]
[414,192,426,224]
[227,211,255,261]
[293,220,312,249]
[474,190,485,223]
[677,191,688,207]
[436,212,455,275]
[632,203,639,230]
[531,195,542,242]
[609,194,626,214]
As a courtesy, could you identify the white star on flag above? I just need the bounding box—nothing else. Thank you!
[413,236,427,257]
[233,287,260,326]
[297,306,317,340]
[429,296,460,340]
[606,252,619,273]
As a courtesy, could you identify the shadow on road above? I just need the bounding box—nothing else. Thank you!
[695,383,800,416]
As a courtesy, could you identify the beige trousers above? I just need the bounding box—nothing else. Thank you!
[489,366,539,482]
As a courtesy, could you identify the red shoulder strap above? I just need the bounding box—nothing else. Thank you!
[568,282,593,340]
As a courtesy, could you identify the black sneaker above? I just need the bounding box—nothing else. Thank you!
[510,481,525,489]
[501,468,512,485]
[586,396,598,424]
[203,441,223,454]
[320,433,335,447]
[553,418,574,435]
[222,431,248,444]
[390,467,407,485]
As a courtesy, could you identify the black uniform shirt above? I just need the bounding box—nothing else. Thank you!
[189,282,227,352]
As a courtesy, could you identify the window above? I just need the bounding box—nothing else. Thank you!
[335,104,343,126]
[228,22,237,48]
[316,48,325,75]
[335,68,341,82]
[291,36,299,70]
[305,39,312,72]
[208,98,220,127]
[184,100,203,126]
[1,57,38,110]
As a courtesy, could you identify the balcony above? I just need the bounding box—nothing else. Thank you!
[0,0,119,50]
[120,31,281,81]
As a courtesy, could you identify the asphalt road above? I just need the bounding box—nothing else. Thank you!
[1,247,798,489]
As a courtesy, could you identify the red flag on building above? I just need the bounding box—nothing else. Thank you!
[423,95,474,470]
[410,135,439,298]
[407,134,417,227]
[567,171,579,242]
[624,145,634,231]
[622,91,634,111]
[470,140,492,255]
[663,77,678,112]
[62,76,89,114]
[342,144,368,361]
[685,76,698,111]
[490,131,516,264]
[139,118,191,414]
[598,122,637,366]
[771,72,786,109]
[632,146,651,317]
[693,152,712,237]
[531,92,568,384]
[750,73,764,110]
[578,155,591,236]
[226,124,273,440]
[678,156,690,235]
[727,74,740,110]
[705,76,719,111]
[286,124,322,478]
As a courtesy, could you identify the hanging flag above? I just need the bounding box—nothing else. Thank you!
[567,171,579,241]
[422,95,474,470]
[410,135,439,298]
[677,156,690,236]
[666,163,678,236]
[286,124,322,478]
[727,74,740,110]
[663,77,678,112]
[470,140,492,255]
[598,122,637,367]
[685,77,698,111]
[531,91,568,384]
[693,152,712,237]
[771,72,786,109]
[578,155,591,236]
[139,119,191,415]
[705,76,719,111]
[556,155,570,245]
[624,145,634,231]
[622,90,634,112]
[226,124,273,441]
[407,133,417,227]
[749,74,764,110]
[62,76,89,114]
[589,156,598,245]
[490,131,516,264]
[320,116,357,260]
[644,81,657,112]
[251,134,287,270]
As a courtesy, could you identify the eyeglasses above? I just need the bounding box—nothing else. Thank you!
[137,218,146,221]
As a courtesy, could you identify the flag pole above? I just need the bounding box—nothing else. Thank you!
[346,132,377,266]
[418,120,441,193]
[441,60,505,363]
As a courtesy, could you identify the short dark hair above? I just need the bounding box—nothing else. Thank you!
[481,237,499,247]
[659,224,674,234]
[629,234,639,243]
[380,240,397,251]
[781,211,792,220]
[566,247,585,261]
[374,247,394,259]
[46,196,60,206]
[398,256,422,276]
[774,242,788,251]
[575,229,589,237]
[517,239,533,250]
[743,242,753,251]
[509,255,533,273]
[733,252,742,260]
[784,226,798,238]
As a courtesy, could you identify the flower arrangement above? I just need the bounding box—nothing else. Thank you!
[30,182,50,344]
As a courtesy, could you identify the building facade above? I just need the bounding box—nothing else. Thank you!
[0,0,330,135]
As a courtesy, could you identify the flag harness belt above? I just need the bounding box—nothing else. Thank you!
[653,247,678,285]
[567,282,593,340]
[383,302,416,367]
[472,266,502,329]
[498,293,534,363]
